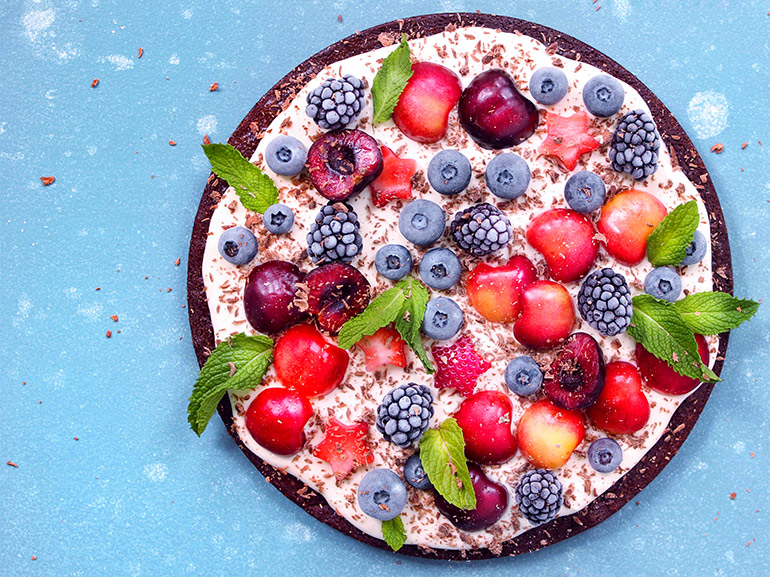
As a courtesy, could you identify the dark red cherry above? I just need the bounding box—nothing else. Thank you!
[434,462,508,532]
[243,260,309,334]
[304,262,371,334]
[545,332,606,410]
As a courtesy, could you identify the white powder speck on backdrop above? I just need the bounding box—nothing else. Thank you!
[687,91,729,139]
[103,54,134,71]
[197,115,217,135]
[143,463,168,482]
[169,53,180,65]
[22,9,55,42]
[283,522,315,543]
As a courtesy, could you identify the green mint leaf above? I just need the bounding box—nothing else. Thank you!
[381,515,406,551]
[646,200,699,266]
[371,33,413,124]
[202,143,279,214]
[337,285,407,349]
[628,295,720,383]
[418,418,476,510]
[393,277,434,374]
[188,333,274,436]
[674,292,760,334]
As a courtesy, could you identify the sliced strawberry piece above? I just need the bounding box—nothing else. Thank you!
[538,111,600,171]
[369,146,416,208]
[355,325,407,372]
[313,417,373,480]
[431,335,491,397]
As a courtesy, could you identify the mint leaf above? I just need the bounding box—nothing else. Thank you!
[646,200,699,266]
[202,143,279,214]
[628,295,720,383]
[188,333,274,436]
[371,33,413,124]
[419,418,476,510]
[393,278,434,374]
[337,285,407,349]
[382,516,406,551]
[674,292,759,334]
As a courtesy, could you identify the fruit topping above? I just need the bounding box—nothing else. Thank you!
[597,189,668,265]
[398,199,446,246]
[529,67,568,106]
[505,356,543,397]
[484,152,531,200]
[265,135,307,176]
[513,280,576,350]
[375,244,413,281]
[427,150,472,195]
[434,462,508,532]
[262,203,295,235]
[538,111,600,171]
[218,226,258,266]
[526,208,599,282]
[375,383,434,447]
[680,230,707,266]
[644,266,682,302]
[466,256,537,324]
[305,75,366,131]
[404,453,433,490]
[431,335,491,397]
[545,332,606,410]
[357,468,407,521]
[517,399,585,469]
[245,387,313,456]
[307,202,363,265]
[609,110,661,180]
[587,361,650,435]
[243,260,309,334]
[369,145,416,208]
[274,323,349,398]
[577,268,633,336]
[422,296,464,341]
[587,438,623,473]
[514,469,563,524]
[450,203,513,256]
[563,170,606,213]
[419,247,462,290]
[636,333,709,396]
[582,74,625,117]
[355,325,407,372]
[307,129,383,201]
[304,262,371,334]
[458,69,539,149]
[314,417,373,480]
[454,391,518,465]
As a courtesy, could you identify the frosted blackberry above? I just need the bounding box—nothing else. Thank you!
[305,75,366,131]
[609,110,661,180]
[450,203,513,256]
[306,202,362,264]
[376,383,434,448]
[514,469,563,525]
[577,268,633,336]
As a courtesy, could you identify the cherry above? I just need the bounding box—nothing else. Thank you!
[465,256,538,323]
[243,260,309,335]
[245,387,313,455]
[434,463,508,531]
[636,334,710,395]
[454,391,518,465]
[597,189,667,265]
[513,280,576,350]
[587,361,650,434]
[517,399,585,469]
[304,262,371,334]
[545,332,606,410]
[527,208,599,283]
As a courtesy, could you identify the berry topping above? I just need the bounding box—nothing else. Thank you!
[398,199,446,246]
[505,356,543,397]
[597,189,668,265]
[369,145,416,208]
[434,462,509,532]
[526,208,599,282]
[305,75,366,131]
[245,387,313,456]
[484,152,531,200]
[545,332,606,410]
[586,361,650,435]
[609,110,661,180]
[563,171,606,213]
[513,280,576,350]
[404,453,433,490]
[644,266,682,302]
[587,438,623,473]
[243,260,309,334]
[582,74,625,117]
[636,334,710,396]
[357,469,407,521]
[419,247,462,290]
[514,469,563,525]
[427,149,472,195]
[431,335,491,397]
[466,256,537,324]
[577,268,633,336]
[680,230,707,266]
[517,399,586,469]
[422,296,464,341]
[529,67,569,106]
[307,129,383,201]
[314,417,374,481]
[218,226,258,266]
[265,135,307,176]
[262,203,295,234]
[306,202,363,265]
[375,244,413,281]
[538,111,600,171]
[454,391,518,465]
[304,262,371,334]
[375,383,434,447]
[355,325,406,372]
[450,203,513,256]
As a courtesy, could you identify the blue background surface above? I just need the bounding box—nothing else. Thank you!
[2,1,768,575]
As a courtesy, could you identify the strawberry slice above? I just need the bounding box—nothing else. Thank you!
[431,335,491,397]
[538,111,600,171]
[369,146,416,208]
[313,417,373,480]
[355,325,407,371]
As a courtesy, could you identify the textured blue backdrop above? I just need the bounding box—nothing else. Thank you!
[2,1,768,576]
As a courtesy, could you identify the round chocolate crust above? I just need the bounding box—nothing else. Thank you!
[187,12,733,560]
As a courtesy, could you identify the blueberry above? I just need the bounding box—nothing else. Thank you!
[529,67,569,106]
[587,438,623,473]
[419,248,461,290]
[404,453,433,490]
[505,356,543,397]
[375,244,413,281]
[485,153,530,200]
[422,296,464,340]
[564,171,606,213]
[680,230,707,266]
[262,203,295,234]
[265,135,307,176]
[427,150,472,196]
[582,74,625,118]
[644,267,682,302]
[399,199,446,247]
[217,226,258,266]
[357,468,407,521]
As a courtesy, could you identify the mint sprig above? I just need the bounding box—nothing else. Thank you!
[646,200,699,266]
[382,515,406,551]
[418,418,476,510]
[202,143,279,214]
[371,33,413,125]
[188,333,274,436]
[674,292,759,334]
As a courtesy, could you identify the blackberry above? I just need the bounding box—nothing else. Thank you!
[514,469,563,525]
[577,268,633,336]
[305,75,366,131]
[376,383,434,448]
[609,109,661,180]
[450,203,513,256]
[306,202,362,264]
